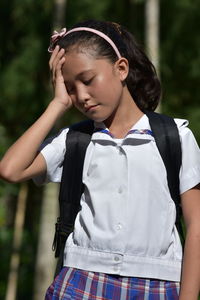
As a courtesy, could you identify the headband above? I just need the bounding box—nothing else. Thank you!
[48,27,122,59]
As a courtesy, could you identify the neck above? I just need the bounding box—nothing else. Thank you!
[104,87,144,138]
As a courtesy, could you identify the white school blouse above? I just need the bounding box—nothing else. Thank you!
[34,114,200,282]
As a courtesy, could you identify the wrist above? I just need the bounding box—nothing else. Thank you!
[48,99,70,115]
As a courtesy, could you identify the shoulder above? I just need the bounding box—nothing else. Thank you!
[173,118,200,153]
[174,118,189,130]
[174,118,190,136]
[148,112,199,150]
[173,118,199,145]
[172,117,200,194]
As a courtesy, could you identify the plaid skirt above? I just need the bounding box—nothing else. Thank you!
[45,267,180,300]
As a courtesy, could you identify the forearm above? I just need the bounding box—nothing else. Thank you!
[179,224,200,300]
[0,99,68,182]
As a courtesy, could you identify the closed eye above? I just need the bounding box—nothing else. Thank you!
[83,77,94,85]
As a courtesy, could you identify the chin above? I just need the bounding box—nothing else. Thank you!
[90,116,105,123]
[84,112,106,123]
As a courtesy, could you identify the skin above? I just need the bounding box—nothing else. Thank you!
[55,46,144,136]
[0,45,199,298]
[179,185,200,299]
[0,46,141,182]
[61,49,142,130]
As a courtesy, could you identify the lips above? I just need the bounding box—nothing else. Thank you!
[85,104,99,112]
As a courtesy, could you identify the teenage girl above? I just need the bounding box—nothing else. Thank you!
[0,20,200,300]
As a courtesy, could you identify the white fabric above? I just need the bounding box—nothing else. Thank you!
[33,114,200,282]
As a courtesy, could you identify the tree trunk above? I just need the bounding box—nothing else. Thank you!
[33,183,59,300]
[5,183,28,300]
[145,0,160,111]
[145,0,160,75]
[53,0,67,30]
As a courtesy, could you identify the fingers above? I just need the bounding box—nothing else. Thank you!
[48,46,72,108]
[49,45,60,69]
[49,46,66,86]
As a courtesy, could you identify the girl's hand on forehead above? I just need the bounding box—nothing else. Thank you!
[49,45,72,110]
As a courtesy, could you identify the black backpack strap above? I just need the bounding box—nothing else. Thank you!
[53,119,94,276]
[145,111,183,241]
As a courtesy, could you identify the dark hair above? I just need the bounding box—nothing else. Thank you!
[56,20,161,111]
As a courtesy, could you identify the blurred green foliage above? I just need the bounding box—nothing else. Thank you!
[160,0,200,140]
[0,0,199,299]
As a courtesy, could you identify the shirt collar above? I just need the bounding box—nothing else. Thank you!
[92,114,154,141]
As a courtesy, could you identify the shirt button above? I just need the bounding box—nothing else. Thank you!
[118,187,123,194]
[114,256,120,262]
[117,223,122,230]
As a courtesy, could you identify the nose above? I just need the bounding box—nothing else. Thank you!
[76,85,90,104]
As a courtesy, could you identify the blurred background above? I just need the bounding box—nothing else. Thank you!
[0,0,199,299]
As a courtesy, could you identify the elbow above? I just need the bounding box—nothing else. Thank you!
[0,163,21,183]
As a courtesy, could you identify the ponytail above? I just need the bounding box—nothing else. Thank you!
[119,27,161,111]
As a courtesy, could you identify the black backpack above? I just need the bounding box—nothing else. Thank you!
[52,111,183,277]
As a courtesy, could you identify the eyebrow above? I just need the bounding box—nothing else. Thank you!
[65,70,95,85]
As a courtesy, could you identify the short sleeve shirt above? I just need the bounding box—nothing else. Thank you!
[33,114,200,281]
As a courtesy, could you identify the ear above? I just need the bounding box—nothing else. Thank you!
[114,57,129,81]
